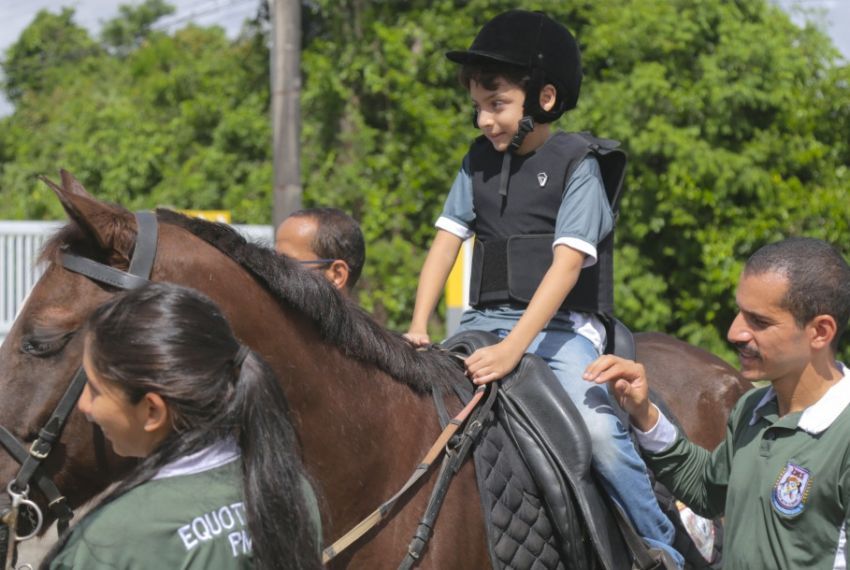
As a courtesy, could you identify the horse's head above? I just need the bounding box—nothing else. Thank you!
[0,172,470,563]
[0,172,141,519]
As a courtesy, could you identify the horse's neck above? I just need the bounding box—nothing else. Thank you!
[158,231,436,495]
[236,294,439,514]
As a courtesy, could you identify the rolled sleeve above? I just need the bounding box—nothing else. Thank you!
[435,216,474,240]
[554,156,614,268]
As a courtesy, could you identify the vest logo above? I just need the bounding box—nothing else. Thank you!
[536,172,548,188]
[771,463,811,517]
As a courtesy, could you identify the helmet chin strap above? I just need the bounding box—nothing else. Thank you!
[509,115,535,152]
[498,115,535,198]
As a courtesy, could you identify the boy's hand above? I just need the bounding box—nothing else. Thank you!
[404,331,431,347]
[583,355,657,431]
[466,341,525,385]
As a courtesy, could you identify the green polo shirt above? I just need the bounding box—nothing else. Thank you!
[50,449,321,569]
[641,367,850,569]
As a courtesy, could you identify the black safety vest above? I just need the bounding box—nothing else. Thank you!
[468,131,627,315]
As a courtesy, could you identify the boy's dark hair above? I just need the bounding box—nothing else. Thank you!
[458,60,530,92]
[744,237,850,350]
[291,207,366,288]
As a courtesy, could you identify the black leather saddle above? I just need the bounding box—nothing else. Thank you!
[441,321,719,570]
[442,330,633,570]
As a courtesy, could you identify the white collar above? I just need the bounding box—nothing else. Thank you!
[152,438,240,480]
[749,362,850,434]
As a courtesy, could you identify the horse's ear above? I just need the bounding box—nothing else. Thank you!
[60,169,94,199]
[40,173,135,267]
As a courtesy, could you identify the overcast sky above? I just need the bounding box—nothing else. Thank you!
[1,0,258,43]
[0,0,848,118]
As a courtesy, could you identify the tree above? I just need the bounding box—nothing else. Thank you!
[1,8,103,103]
[101,0,176,55]
[297,0,850,352]
[0,2,272,222]
[0,0,848,357]
[571,0,850,357]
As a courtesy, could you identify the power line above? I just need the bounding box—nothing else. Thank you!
[153,0,257,31]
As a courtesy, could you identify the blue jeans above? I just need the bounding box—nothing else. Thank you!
[457,318,682,567]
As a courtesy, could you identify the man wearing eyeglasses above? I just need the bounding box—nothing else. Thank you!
[275,207,366,297]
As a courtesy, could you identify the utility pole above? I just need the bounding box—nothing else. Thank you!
[270,0,302,227]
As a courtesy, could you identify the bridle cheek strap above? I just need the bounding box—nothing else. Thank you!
[0,211,158,537]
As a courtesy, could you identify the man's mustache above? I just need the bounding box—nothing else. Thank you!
[731,341,760,359]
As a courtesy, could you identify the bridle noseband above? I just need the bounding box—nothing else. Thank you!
[0,212,157,565]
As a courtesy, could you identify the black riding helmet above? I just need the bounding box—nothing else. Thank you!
[446,10,582,125]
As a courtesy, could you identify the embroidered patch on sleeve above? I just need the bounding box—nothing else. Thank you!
[771,463,811,517]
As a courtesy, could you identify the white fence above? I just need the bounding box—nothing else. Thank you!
[0,221,273,343]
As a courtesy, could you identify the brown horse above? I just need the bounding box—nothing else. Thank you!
[636,332,752,450]
[0,175,751,568]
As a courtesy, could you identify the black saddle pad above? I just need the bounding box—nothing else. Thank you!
[474,401,576,569]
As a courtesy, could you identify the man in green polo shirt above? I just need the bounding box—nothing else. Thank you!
[584,237,850,569]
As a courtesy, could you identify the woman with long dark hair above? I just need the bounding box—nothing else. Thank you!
[43,282,322,570]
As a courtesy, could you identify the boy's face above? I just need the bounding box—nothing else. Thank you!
[470,78,527,152]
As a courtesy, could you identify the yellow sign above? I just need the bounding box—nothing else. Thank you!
[445,239,474,309]
[446,248,465,308]
[444,239,473,336]
[178,210,232,223]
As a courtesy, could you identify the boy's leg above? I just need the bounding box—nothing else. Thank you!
[526,330,683,568]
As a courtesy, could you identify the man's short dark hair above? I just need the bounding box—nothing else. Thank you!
[744,237,850,350]
[291,207,366,288]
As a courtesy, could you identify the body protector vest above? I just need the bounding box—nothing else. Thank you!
[468,131,627,315]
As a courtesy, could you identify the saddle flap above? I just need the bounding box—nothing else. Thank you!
[607,317,636,360]
[498,355,632,570]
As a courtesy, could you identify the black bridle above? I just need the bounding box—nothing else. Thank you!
[0,212,157,560]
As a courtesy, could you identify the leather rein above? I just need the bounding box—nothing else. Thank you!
[0,212,158,570]
[322,381,495,566]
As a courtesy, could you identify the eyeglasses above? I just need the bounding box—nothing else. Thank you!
[297,258,336,269]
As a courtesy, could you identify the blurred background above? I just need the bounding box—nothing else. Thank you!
[0,0,848,362]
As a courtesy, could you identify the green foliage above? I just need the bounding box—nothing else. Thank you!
[1,0,849,358]
[568,0,850,359]
[0,4,270,222]
[101,0,176,55]
[1,8,102,103]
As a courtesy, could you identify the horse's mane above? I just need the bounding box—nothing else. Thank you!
[156,210,462,394]
[41,210,461,393]
[40,209,462,393]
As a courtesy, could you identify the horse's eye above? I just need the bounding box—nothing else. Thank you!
[21,331,75,357]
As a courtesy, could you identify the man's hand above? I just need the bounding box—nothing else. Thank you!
[583,355,658,431]
[404,331,431,347]
[465,341,525,385]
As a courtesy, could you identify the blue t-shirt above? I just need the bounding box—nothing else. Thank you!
[435,154,615,351]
